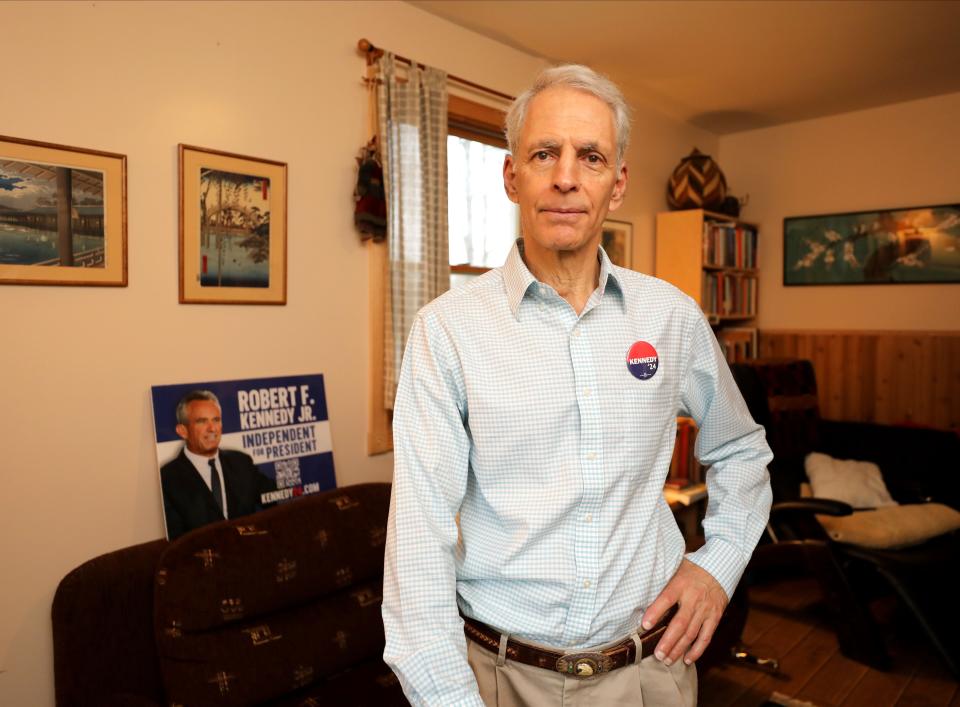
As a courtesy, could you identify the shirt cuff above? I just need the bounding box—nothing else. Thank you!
[389,637,485,707]
[684,536,749,600]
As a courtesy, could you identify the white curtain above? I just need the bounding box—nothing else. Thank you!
[378,53,449,408]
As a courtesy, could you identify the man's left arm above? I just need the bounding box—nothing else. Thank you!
[643,304,772,665]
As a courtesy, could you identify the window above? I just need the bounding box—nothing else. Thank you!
[447,136,518,284]
[447,96,518,288]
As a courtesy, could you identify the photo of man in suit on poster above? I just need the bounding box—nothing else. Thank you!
[151,374,338,541]
[160,390,276,540]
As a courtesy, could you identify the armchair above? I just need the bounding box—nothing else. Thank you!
[729,358,960,678]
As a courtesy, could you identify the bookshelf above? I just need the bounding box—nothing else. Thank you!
[656,208,761,546]
[655,209,759,363]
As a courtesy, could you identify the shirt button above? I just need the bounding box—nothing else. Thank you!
[583,580,591,589]
[583,388,591,397]
[573,328,581,337]
[584,514,593,523]
[586,451,597,461]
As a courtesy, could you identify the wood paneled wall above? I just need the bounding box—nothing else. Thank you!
[758,330,960,431]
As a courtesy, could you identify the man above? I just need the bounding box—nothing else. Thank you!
[160,390,274,540]
[383,65,772,706]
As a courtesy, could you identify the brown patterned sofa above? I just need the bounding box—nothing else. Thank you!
[52,483,407,706]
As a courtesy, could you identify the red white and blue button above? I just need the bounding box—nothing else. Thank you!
[626,341,659,380]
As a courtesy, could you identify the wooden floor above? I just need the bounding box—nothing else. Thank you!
[698,576,959,707]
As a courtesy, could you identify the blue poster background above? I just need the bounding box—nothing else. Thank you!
[151,373,336,511]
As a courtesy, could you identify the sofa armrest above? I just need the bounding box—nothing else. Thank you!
[767,497,853,542]
[53,538,167,707]
[773,498,854,517]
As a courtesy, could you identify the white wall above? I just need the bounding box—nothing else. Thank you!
[718,91,960,331]
[0,2,716,703]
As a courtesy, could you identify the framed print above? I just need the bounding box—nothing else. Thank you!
[179,144,287,304]
[0,135,127,286]
[784,203,960,286]
[601,218,633,268]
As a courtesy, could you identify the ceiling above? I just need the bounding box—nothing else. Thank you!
[409,0,960,134]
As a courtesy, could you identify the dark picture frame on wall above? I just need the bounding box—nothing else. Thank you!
[0,134,127,287]
[783,203,960,286]
[179,144,287,304]
[601,218,633,269]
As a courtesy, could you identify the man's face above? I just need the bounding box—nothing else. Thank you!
[504,86,627,260]
[176,400,222,457]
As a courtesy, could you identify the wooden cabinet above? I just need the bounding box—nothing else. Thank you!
[655,209,759,362]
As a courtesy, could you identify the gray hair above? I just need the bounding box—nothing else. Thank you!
[176,390,221,425]
[505,64,631,168]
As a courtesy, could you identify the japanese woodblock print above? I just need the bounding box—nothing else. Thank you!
[0,135,126,286]
[179,145,286,303]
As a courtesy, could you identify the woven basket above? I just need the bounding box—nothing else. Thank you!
[667,148,727,210]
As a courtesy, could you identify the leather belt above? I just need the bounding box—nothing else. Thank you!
[462,605,678,679]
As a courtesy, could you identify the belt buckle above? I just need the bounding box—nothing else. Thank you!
[556,652,612,679]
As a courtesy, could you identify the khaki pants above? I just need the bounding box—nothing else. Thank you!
[467,633,697,707]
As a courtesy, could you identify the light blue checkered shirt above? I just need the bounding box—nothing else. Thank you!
[383,241,772,706]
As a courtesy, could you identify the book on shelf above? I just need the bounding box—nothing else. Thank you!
[701,271,757,319]
[715,326,758,364]
[701,220,757,270]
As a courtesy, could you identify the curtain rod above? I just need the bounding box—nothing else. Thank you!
[357,38,515,103]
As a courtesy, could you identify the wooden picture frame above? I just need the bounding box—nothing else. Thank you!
[784,203,960,286]
[179,144,287,304]
[0,134,127,286]
[602,218,633,269]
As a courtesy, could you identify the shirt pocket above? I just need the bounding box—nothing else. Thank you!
[608,346,680,481]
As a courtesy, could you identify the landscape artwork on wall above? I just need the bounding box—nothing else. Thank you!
[0,135,127,286]
[179,144,287,304]
[784,204,960,285]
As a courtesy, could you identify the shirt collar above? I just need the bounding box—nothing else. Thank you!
[597,243,627,311]
[501,238,627,319]
[502,239,538,318]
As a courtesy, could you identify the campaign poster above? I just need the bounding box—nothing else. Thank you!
[151,374,336,539]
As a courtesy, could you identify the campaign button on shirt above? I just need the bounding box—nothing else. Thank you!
[626,341,659,380]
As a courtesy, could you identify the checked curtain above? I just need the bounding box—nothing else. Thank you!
[377,53,450,408]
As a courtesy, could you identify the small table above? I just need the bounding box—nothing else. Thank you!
[664,483,707,551]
